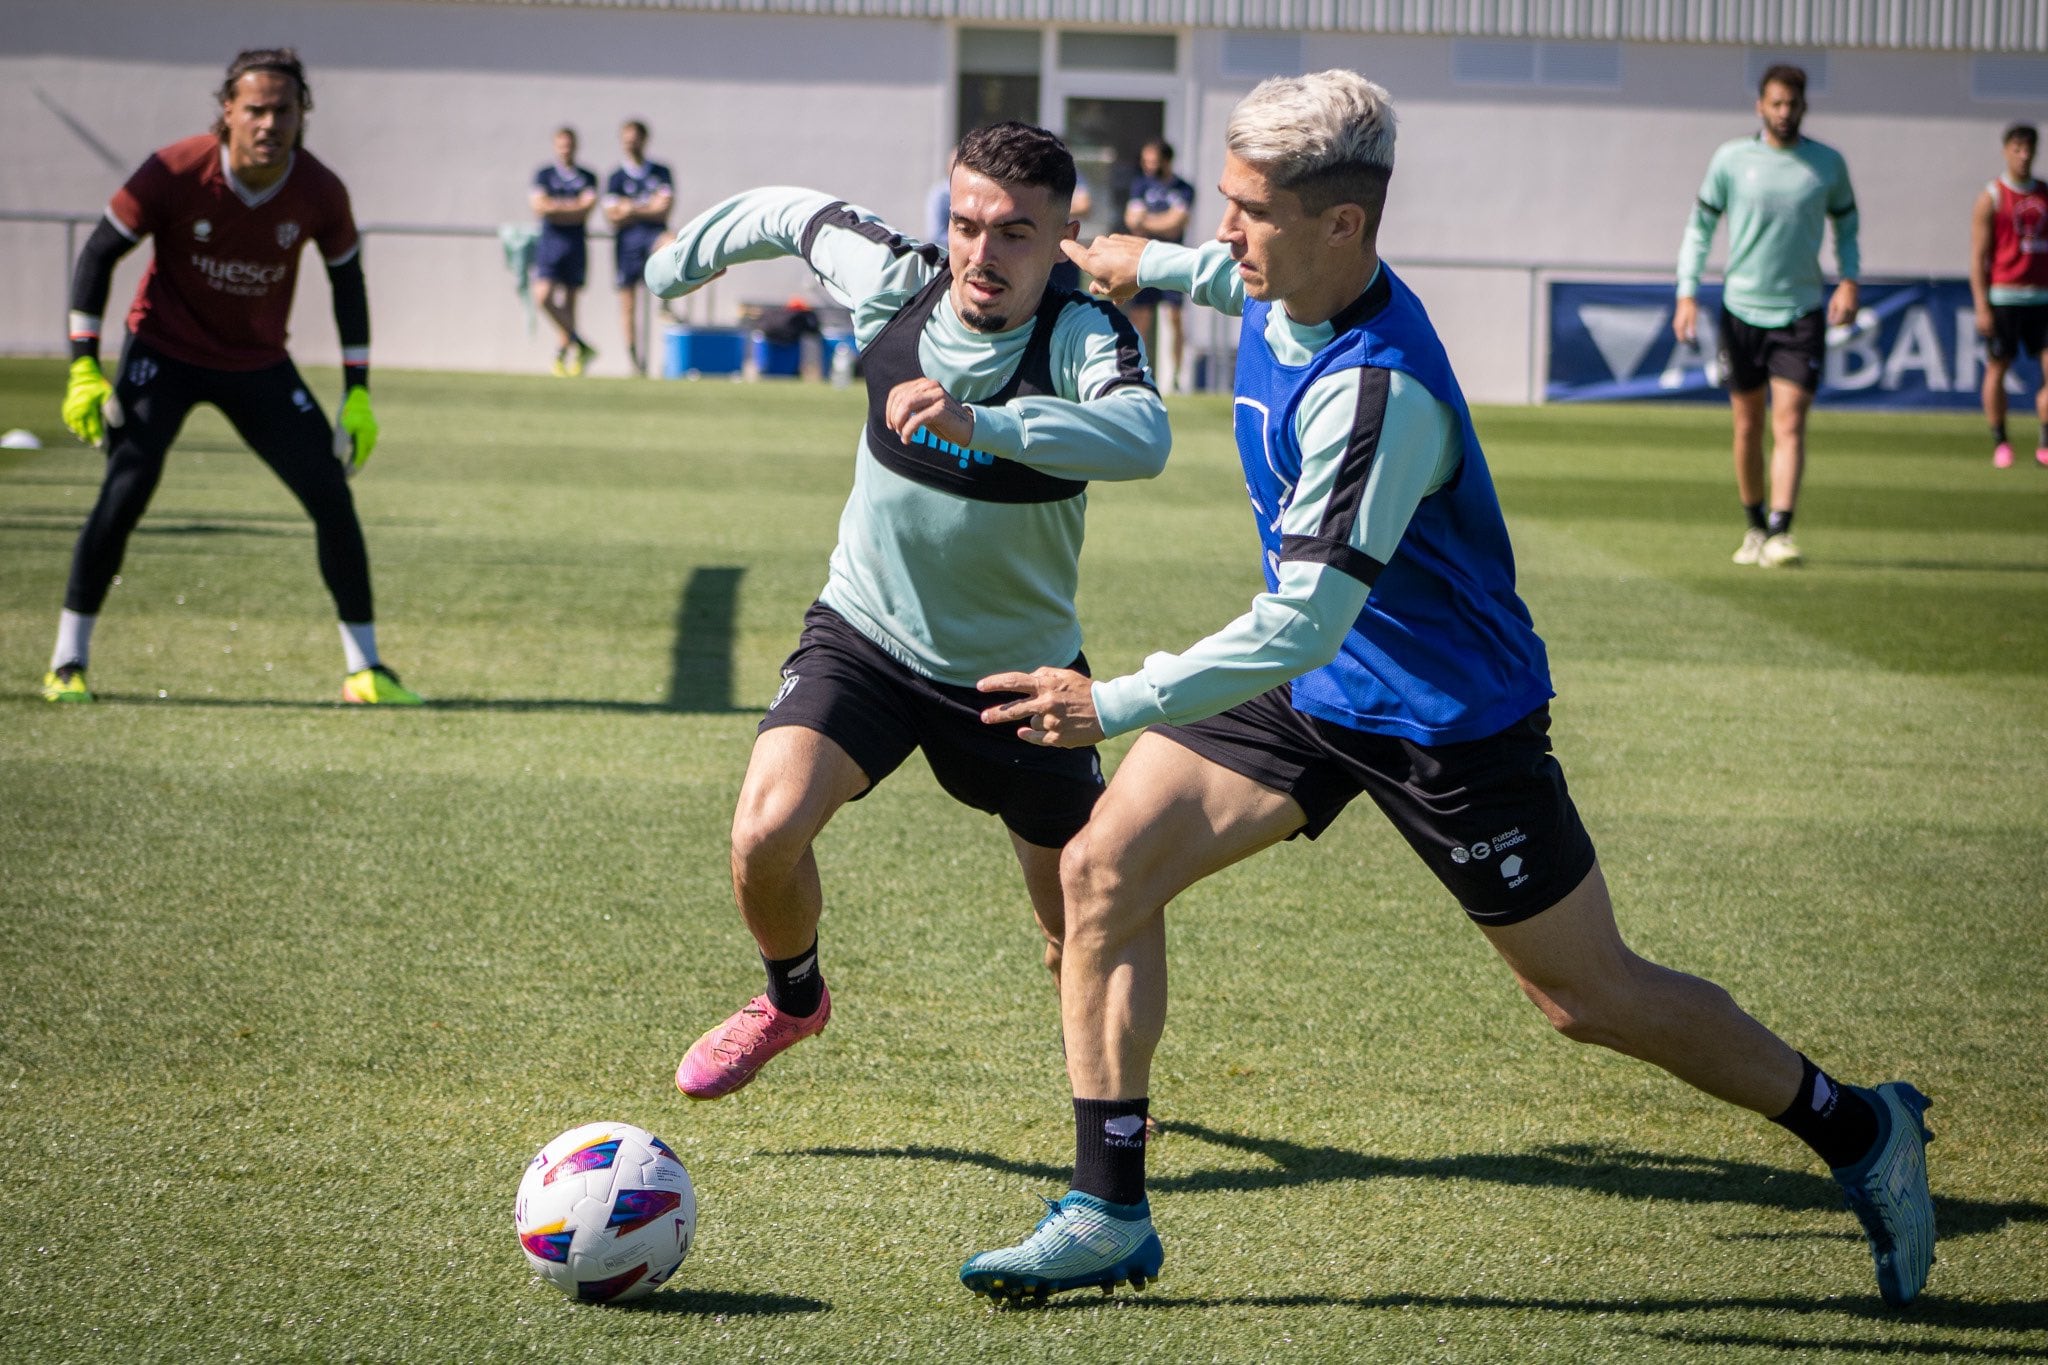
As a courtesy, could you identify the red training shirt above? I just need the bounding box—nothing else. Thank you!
[108,133,358,370]
[1990,177,2048,292]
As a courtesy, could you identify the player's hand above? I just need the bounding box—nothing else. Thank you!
[60,357,114,446]
[1975,302,1996,339]
[1671,296,1698,346]
[1827,279,1860,328]
[1062,235,1148,303]
[333,387,379,476]
[977,667,1103,749]
[887,377,974,449]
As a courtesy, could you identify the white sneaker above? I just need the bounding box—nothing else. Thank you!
[1758,532,1803,568]
[1732,528,1767,565]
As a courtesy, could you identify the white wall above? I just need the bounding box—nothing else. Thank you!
[3,3,2034,397]
[2,0,949,376]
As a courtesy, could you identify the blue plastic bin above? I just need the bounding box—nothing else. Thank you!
[662,327,745,378]
[750,332,804,378]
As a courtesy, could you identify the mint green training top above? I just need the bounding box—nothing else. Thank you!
[645,188,1170,686]
[1678,135,1860,329]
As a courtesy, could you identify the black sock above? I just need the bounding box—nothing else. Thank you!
[1072,1097,1149,1207]
[762,939,824,1018]
[1766,508,1794,537]
[1770,1055,1880,1169]
[1991,420,2008,449]
[2038,421,2048,451]
[1744,502,1768,532]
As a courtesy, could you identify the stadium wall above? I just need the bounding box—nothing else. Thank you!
[2,0,2037,401]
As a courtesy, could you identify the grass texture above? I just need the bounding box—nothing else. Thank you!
[1,358,2044,1362]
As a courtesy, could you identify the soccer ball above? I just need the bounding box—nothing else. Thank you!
[515,1121,697,1303]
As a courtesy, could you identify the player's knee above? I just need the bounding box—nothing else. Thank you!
[728,799,813,881]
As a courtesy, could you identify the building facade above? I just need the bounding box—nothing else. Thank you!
[4,0,2043,399]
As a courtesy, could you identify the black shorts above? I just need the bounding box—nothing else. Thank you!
[1988,303,2048,362]
[1719,307,1825,393]
[614,232,659,291]
[535,233,587,289]
[1128,286,1183,311]
[1155,691,1597,925]
[759,602,1105,848]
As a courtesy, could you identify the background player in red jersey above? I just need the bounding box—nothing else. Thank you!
[1970,122,2048,469]
[47,48,419,705]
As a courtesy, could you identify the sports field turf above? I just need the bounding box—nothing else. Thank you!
[1,357,2043,1361]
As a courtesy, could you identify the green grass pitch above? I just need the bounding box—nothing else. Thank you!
[1,357,2044,1361]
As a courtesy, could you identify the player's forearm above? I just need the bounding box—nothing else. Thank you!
[326,250,371,389]
[1140,240,1244,315]
[969,385,1170,483]
[1091,564,1368,737]
[1676,205,1720,297]
[1831,208,1861,283]
[67,217,137,364]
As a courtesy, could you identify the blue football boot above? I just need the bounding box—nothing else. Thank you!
[960,1192,1163,1305]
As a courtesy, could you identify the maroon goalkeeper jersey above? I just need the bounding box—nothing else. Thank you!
[108,134,358,370]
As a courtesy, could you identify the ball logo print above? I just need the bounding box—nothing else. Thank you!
[1450,846,1469,864]
[276,220,300,249]
[193,220,212,241]
[515,1122,697,1303]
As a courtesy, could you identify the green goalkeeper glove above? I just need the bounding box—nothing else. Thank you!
[333,387,380,476]
[61,357,114,446]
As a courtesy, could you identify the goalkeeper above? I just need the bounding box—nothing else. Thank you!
[44,47,418,705]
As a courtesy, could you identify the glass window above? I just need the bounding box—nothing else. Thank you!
[1057,32,1177,73]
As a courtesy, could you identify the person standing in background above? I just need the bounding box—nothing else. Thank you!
[1121,140,1195,393]
[604,120,675,377]
[1970,122,2048,469]
[533,126,599,376]
[1674,65,1859,568]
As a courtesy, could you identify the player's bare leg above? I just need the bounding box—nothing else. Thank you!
[2034,348,2048,465]
[1157,306,1184,394]
[1729,384,1768,507]
[676,726,866,1099]
[1767,376,1812,516]
[1481,861,1937,1303]
[1011,832,1067,988]
[963,733,1300,1301]
[1058,733,1303,1100]
[1984,355,2013,465]
[1479,863,1802,1112]
[618,285,644,374]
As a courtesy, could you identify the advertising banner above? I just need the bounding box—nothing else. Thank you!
[1546,279,2040,408]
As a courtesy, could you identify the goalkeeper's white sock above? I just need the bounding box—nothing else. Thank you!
[52,610,95,671]
[340,621,378,674]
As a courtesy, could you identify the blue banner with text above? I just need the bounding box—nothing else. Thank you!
[1546,279,2038,408]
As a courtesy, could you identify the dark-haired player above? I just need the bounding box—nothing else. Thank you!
[1971,122,2048,469]
[532,127,599,376]
[1675,64,1860,569]
[644,122,1168,1103]
[47,47,418,705]
[603,120,674,377]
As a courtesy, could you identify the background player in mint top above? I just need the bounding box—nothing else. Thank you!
[1970,122,2048,469]
[603,119,674,376]
[531,127,599,376]
[47,47,417,707]
[1675,64,1860,569]
[964,69,1932,1310]
[644,122,1168,1106]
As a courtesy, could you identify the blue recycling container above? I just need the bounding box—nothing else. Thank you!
[661,327,745,378]
[750,332,804,378]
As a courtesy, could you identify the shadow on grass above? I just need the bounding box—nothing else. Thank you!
[794,1124,2047,1242]
[1023,1289,2048,1348]
[622,1287,830,1318]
